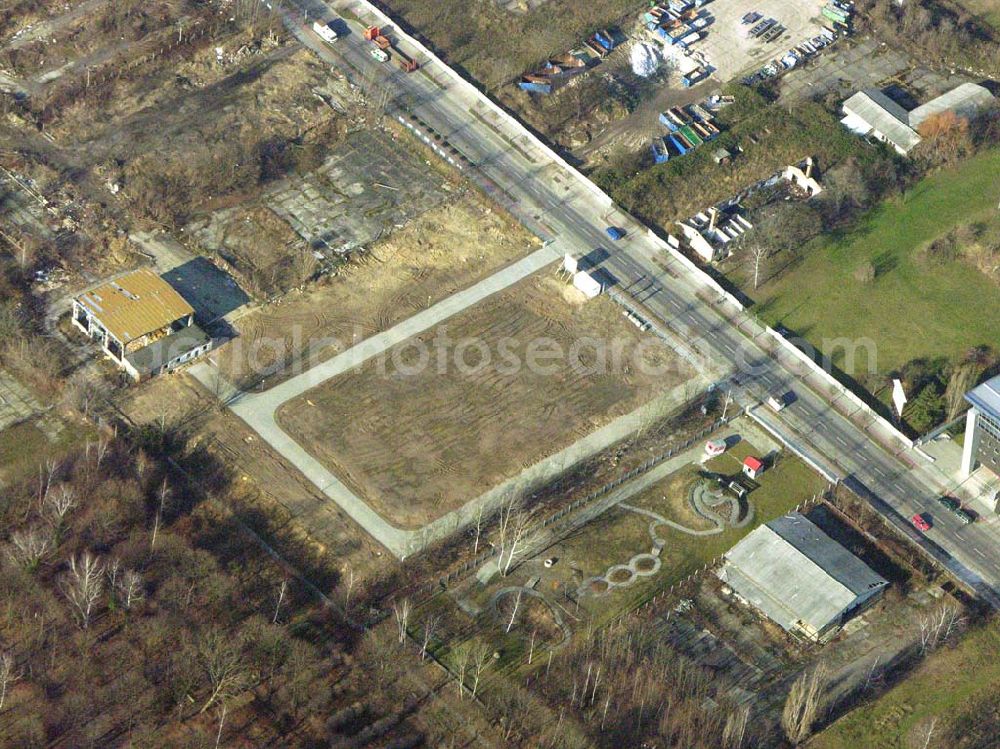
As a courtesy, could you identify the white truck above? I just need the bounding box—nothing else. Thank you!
[312,20,338,44]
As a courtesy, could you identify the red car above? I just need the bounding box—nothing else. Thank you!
[911,513,931,532]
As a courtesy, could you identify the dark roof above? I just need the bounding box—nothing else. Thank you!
[126,325,211,376]
[767,514,886,596]
[720,513,888,634]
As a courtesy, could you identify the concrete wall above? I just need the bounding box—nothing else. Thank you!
[347,0,914,454]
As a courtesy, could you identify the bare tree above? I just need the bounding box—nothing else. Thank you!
[60,552,105,630]
[748,244,768,290]
[45,484,77,526]
[721,389,735,420]
[215,702,228,749]
[7,527,51,571]
[420,615,440,661]
[151,479,170,551]
[118,570,144,611]
[505,590,523,633]
[34,458,60,521]
[453,643,472,700]
[496,498,533,576]
[95,436,110,470]
[781,664,827,746]
[273,579,287,624]
[107,557,121,592]
[342,565,355,610]
[0,652,19,710]
[198,630,247,713]
[393,598,411,645]
[470,644,491,698]
[915,716,938,749]
[919,604,964,654]
[472,504,484,557]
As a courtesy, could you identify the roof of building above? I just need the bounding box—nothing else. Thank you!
[719,513,887,634]
[909,82,995,131]
[744,456,763,471]
[842,90,921,152]
[966,374,1000,418]
[126,324,211,376]
[76,268,193,344]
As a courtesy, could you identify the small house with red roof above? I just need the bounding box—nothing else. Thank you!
[743,456,764,480]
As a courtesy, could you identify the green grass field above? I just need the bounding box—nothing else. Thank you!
[557,436,827,621]
[960,0,1000,30]
[755,148,1000,377]
[811,622,1000,749]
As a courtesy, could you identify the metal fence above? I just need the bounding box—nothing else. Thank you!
[416,413,738,598]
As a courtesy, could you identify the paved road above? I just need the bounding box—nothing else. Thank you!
[267,0,1000,603]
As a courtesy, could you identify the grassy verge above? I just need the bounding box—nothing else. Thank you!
[754,148,1000,376]
[810,621,1000,749]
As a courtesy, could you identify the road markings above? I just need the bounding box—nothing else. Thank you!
[975,548,987,558]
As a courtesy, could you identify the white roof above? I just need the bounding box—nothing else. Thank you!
[840,112,873,136]
[719,514,887,634]
[842,90,920,152]
[909,82,995,130]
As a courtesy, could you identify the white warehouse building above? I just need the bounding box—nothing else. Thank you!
[718,513,888,641]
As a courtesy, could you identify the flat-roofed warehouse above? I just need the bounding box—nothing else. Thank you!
[72,268,212,381]
[718,513,888,641]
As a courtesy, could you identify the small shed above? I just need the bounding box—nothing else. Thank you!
[712,147,732,165]
[743,456,764,480]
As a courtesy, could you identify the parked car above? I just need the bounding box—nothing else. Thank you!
[936,496,960,511]
[911,513,931,532]
[605,226,626,241]
[937,496,975,524]
[767,390,793,412]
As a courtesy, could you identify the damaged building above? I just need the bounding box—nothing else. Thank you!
[72,268,212,382]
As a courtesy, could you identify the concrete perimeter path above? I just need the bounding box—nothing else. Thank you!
[192,243,566,557]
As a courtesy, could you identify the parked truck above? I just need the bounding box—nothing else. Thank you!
[312,20,338,44]
[396,49,419,73]
[681,65,708,86]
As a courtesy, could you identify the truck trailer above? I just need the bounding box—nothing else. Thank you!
[312,20,338,44]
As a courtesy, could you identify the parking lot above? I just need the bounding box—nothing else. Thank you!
[779,37,965,104]
[696,0,830,80]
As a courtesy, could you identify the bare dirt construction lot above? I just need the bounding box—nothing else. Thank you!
[277,275,693,529]
[212,192,540,390]
[187,127,454,297]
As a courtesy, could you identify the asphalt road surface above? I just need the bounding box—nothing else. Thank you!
[267,0,1000,605]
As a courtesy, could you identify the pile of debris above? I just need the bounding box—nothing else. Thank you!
[519,29,616,95]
